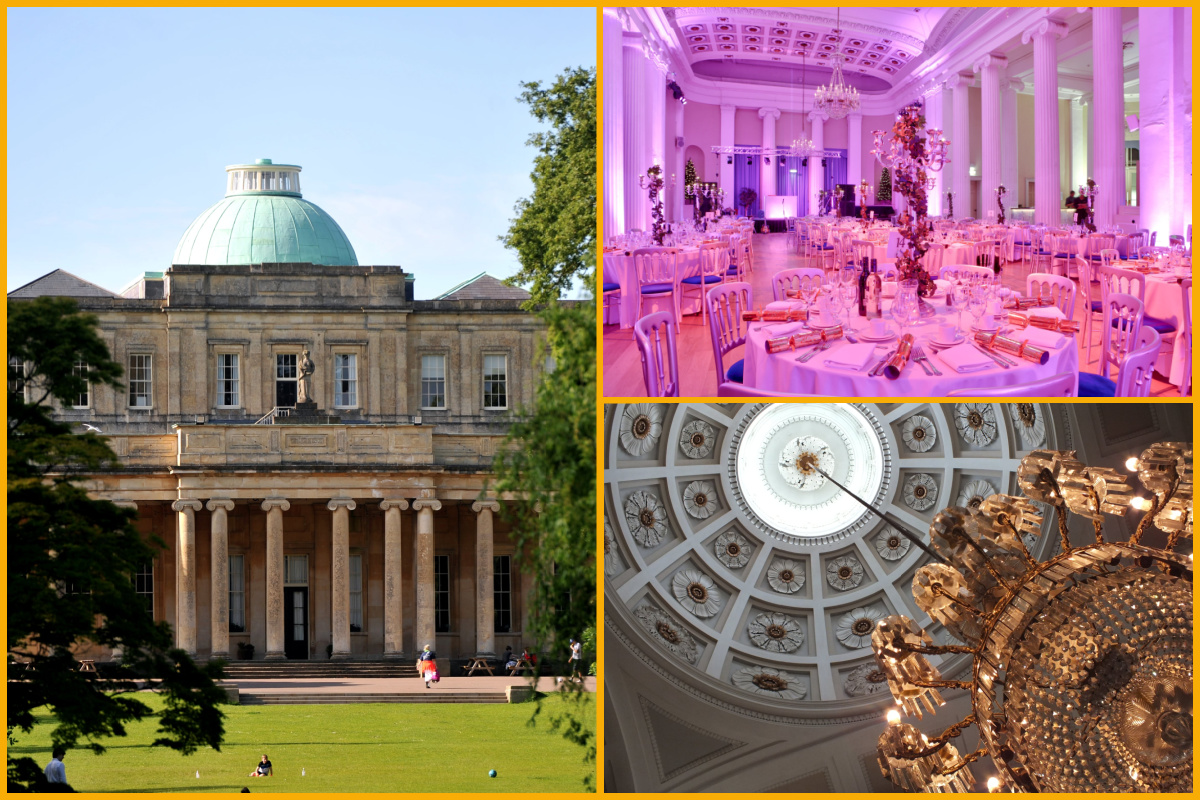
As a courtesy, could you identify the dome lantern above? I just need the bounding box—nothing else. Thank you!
[225,158,302,197]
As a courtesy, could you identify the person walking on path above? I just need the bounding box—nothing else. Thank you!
[417,644,439,688]
[567,638,583,680]
[44,747,67,785]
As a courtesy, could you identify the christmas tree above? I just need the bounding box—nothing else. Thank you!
[684,158,697,201]
[878,168,892,203]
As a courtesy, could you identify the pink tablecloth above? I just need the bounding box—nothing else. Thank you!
[1144,272,1190,385]
[742,297,1080,396]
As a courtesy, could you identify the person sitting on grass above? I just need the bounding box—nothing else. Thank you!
[248,754,272,778]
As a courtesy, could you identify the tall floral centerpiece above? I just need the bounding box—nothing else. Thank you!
[871,101,951,299]
[945,189,955,219]
[858,180,872,231]
[996,184,1007,225]
[639,165,667,245]
[1079,179,1097,232]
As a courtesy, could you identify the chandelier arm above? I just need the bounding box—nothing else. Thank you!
[888,715,979,761]
[931,585,984,616]
[1039,467,1074,552]
[896,641,979,656]
[940,745,988,773]
[1131,476,1178,545]
[814,466,948,564]
[998,519,1040,568]
[956,533,1018,593]
[907,678,972,691]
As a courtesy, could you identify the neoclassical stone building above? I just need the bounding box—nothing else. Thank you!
[10,159,551,662]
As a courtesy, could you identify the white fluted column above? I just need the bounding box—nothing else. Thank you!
[1138,6,1191,242]
[1090,7,1124,225]
[645,55,666,190]
[622,32,649,232]
[172,499,202,655]
[206,499,234,659]
[807,111,827,214]
[1022,20,1068,226]
[602,8,625,238]
[327,498,355,659]
[1002,79,1022,203]
[948,73,972,218]
[261,497,289,660]
[472,500,501,657]
[380,499,408,658]
[672,99,685,221]
[922,88,945,217]
[719,104,736,204]
[846,112,863,188]
[412,494,441,652]
[974,54,1006,221]
[759,107,780,199]
[1070,96,1090,197]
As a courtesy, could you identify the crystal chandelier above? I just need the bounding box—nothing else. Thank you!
[863,443,1194,793]
[814,8,860,120]
[791,52,815,156]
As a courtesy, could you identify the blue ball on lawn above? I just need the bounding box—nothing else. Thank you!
[489,770,497,778]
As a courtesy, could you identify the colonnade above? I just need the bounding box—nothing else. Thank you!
[161,495,504,660]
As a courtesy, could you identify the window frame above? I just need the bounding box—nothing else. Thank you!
[482,353,509,410]
[275,352,299,408]
[127,353,153,409]
[349,553,364,632]
[493,554,513,633]
[134,561,154,616]
[434,554,451,633]
[420,353,447,410]
[228,554,246,633]
[72,359,91,408]
[333,352,358,409]
[216,352,240,409]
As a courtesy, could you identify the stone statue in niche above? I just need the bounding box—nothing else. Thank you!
[297,348,315,404]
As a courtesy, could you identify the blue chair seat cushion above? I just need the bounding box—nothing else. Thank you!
[603,282,621,292]
[1078,372,1116,397]
[641,282,674,294]
[725,359,744,384]
[1142,315,1177,335]
[681,274,724,285]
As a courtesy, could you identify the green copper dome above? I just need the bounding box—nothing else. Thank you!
[172,159,358,266]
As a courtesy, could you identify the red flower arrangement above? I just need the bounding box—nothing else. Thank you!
[890,101,936,299]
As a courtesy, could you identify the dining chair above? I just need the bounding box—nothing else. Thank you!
[725,235,745,281]
[1049,235,1076,276]
[1087,235,1116,265]
[681,241,730,329]
[946,372,1076,397]
[1079,327,1161,397]
[705,282,753,396]
[633,311,680,397]
[1098,248,1120,270]
[1025,273,1076,319]
[1093,262,1176,344]
[773,268,825,303]
[632,247,681,332]
[602,279,622,325]
[1092,291,1144,381]
[852,239,875,268]
[939,264,994,282]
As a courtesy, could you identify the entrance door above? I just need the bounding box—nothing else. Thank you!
[283,587,309,659]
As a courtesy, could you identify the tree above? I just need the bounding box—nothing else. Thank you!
[683,158,698,203]
[878,167,892,203]
[502,66,596,306]
[7,297,227,792]
[738,187,758,217]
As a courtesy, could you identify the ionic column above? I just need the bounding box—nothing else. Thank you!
[973,54,1007,220]
[1002,79,1023,205]
[1021,20,1068,226]
[948,73,973,218]
[1090,7,1124,226]
[759,107,780,199]
[380,499,409,659]
[921,89,944,216]
[327,498,356,659]
[719,104,736,202]
[622,32,649,232]
[846,112,863,188]
[261,497,290,660]
[1138,6,1190,240]
[411,494,442,652]
[807,111,827,214]
[602,8,626,237]
[206,499,235,659]
[645,52,666,199]
[1070,96,1090,197]
[171,499,203,655]
[472,500,501,657]
[672,99,686,221]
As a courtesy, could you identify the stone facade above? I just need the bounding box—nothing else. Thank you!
[21,262,552,662]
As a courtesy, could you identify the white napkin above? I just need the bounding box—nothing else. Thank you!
[765,300,806,313]
[1013,326,1067,350]
[937,342,994,373]
[823,342,878,371]
[1027,305,1066,321]
[882,280,898,298]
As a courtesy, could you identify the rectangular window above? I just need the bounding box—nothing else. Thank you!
[228,555,245,632]
[420,355,446,409]
[135,562,154,616]
[128,354,152,408]
[229,172,240,192]
[483,354,507,409]
[494,555,512,633]
[243,171,256,191]
[334,354,357,408]
[284,555,308,584]
[279,174,290,192]
[434,554,450,633]
[216,353,239,407]
[260,171,275,190]
[9,356,27,397]
[349,554,363,632]
[276,354,297,407]
[73,360,90,407]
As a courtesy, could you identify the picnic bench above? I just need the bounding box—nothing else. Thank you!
[465,657,494,676]
[508,657,535,676]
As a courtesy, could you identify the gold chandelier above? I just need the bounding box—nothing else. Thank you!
[871,443,1193,792]
[814,8,861,120]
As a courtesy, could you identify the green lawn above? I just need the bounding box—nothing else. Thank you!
[11,693,594,792]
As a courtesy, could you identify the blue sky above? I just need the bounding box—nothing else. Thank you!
[8,7,594,299]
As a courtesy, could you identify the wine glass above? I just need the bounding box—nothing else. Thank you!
[966,284,987,330]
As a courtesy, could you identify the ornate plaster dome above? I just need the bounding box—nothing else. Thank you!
[172,159,358,266]
[604,402,1068,718]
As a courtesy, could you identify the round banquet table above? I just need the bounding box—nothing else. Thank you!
[742,295,1080,396]
[1068,234,1133,259]
[603,247,704,328]
[1144,270,1191,385]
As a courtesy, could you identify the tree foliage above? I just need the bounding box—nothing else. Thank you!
[878,167,893,203]
[502,66,596,306]
[7,298,226,792]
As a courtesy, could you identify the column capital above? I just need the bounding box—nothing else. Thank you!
[946,72,974,91]
[412,498,442,512]
[112,500,138,510]
[327,497,357,512]
[1073,93,1092,106]
[622,30,644,50]
[261,497,291,513]
[757,107,781,121]
[472,499,501,514]
[172,499,203,513]
[807,110,828,124]
[379,499,409,511]
[847,111,862,122]
[1007,78,1026,93]
[1021,18,1069,45]
[972,53,1007,74]
[206,498,235,513]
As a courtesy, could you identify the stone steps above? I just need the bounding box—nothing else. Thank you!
[220,661,418,679]
[240,692,508,705]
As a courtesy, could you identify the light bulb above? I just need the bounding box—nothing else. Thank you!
[886,709,901,725]
[1125,456,1139,471]
[987,777,1001,792]
[1130,496,1150,511]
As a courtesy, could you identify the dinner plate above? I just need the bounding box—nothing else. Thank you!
[930,333,965,347]
[858,329,897,343]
